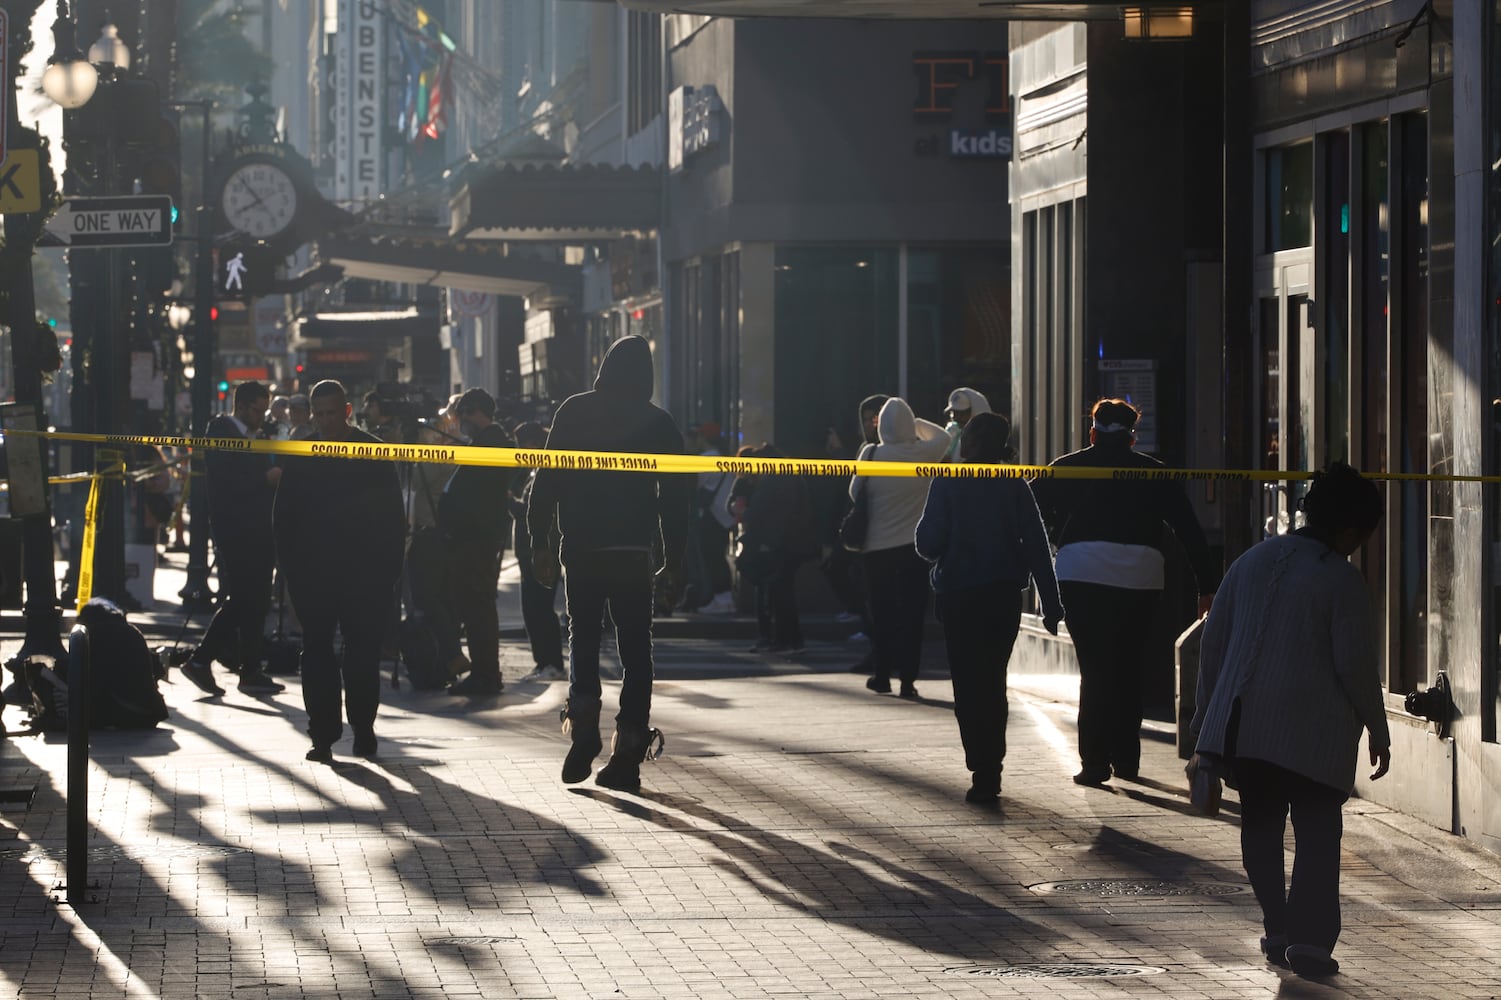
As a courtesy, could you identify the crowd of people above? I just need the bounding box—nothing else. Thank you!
[171,353,1390,979]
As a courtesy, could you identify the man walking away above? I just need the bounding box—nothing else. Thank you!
[442,388,515,697]
[1032,397,1218,786]
[181,381,285,697]
[274,380,406,762]
[527,335,694,793]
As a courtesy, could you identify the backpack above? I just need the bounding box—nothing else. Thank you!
[398,614,454,691]
[72,599,169,730]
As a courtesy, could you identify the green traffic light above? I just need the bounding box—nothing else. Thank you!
[170,205,180,225]
[217,380,229,392]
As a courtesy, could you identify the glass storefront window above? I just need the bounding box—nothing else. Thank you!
[1322,130,1351,463]
[773,247,900,456]
[1265,142,1314,252]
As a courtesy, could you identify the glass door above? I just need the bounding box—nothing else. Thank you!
[1254,255,1313,538]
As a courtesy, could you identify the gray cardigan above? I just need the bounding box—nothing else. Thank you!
[1191,533,1391,793]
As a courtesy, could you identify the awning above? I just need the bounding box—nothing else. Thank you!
[296,306,440,343]
[450,163,661,242]
[318,228,582,300]
[617,0,1132,16]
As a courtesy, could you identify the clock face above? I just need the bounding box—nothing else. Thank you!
[221,162,299,239]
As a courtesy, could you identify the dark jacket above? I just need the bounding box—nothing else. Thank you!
[915,477,1064,617]
[1030,439,1220,592]
[272,427,406,591]
[526,336,693,568]
[740,477,818,559]
[439,421,514,550]
[203,414,274,547]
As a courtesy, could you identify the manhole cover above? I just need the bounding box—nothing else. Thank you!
[946,964,1165,979]
[1030,878,1247,897]
[0,844,250,864]
[425,936,518,947]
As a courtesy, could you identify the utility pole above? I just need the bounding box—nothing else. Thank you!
[1,0,66,660]
[171,97,215,612]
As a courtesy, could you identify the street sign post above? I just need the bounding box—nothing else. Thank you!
[44,195,175,247]
[1,9,9,166]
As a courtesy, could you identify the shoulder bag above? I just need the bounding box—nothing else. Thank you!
[839,444,874,552]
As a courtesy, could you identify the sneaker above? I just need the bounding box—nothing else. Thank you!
[1260,934,1290,968]
[1072,767,1111,786]
[181,661,224,696]
[965,784,1000,805]
[524,664,567,681]
[237,670,285,695]
[352,733,378,760]
[698,592,736,614]
[865,676,892,694]
[834,611,860,624]
[898,683,920,700]
[448,673,503,697]
[1285,944,1339,978]
[305,744,333,764]
[1112,764,1140,781]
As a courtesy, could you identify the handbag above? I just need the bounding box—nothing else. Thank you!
[839,445,874,552]
[1185,751,1225,816]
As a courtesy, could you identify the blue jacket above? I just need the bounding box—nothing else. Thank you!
[914,477,1064,618]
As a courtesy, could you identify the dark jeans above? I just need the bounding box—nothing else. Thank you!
[754,556,804,647]
[196,535,274,671]
[1058,581,1160,775]
[863,544,931,685]
[937,583,1022,789]
[564,549,655,728]
[291,577,393,747]
[1233,757,1349,952]
[520,557,563,669]
[448,544,502,680]
[820,544,866,620]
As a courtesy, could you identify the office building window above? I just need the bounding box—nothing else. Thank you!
[627,12,662,135]
[1265,142,1314,252]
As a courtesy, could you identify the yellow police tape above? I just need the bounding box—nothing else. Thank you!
[76,472,100,613]
[7,426,1500,484]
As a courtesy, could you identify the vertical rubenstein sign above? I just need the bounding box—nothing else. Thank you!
[334,0,383,204]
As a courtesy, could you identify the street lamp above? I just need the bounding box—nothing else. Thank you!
[40,1,98,110]
[87,20,130,71]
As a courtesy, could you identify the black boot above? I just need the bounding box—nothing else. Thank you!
[595,724,665,794]
[560,702,603,784]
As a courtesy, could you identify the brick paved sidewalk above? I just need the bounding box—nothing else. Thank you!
[2,621,1500,999]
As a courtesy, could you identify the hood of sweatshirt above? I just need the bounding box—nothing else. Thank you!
[593,335,654,400]
[877,397,918,445]
[947,387,992,418]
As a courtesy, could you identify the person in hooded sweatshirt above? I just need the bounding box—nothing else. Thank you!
[916,412,1064,805]
[848,396,950,698]
[527,336,695,794]
[941,387,992,462]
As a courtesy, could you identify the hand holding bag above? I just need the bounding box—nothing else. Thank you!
[1185,751,1225,816]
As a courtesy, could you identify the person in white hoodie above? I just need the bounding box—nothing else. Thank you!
[942,387,992,462]
[848,397,950,698]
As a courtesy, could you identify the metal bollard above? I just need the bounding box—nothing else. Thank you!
[65,624,91,904]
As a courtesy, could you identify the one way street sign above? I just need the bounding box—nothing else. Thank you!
[44,196,174,248]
